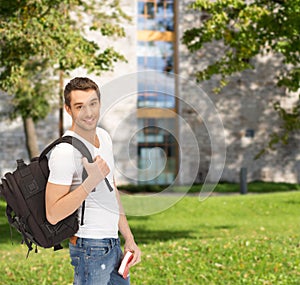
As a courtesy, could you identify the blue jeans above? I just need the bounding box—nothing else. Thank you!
[69,237,130,285]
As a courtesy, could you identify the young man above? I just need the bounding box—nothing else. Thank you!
[45,77,141,285]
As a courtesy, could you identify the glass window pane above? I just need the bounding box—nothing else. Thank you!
[137,91,175,108]
[137,41,174,74]
[137,1,176,184]
[138,1,174,31]
[138,2,145,15]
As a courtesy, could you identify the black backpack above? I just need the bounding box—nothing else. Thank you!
[0,135,113,256]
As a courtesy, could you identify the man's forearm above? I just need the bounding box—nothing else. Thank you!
[114,187,134,241]
[119,214,134,242]
[114,184,142,265]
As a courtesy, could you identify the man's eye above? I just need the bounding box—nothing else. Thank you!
[76,106,82,110]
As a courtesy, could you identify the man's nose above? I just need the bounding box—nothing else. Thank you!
[84,106,93,116]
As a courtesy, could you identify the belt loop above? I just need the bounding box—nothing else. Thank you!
[79,238,85,247]
[109,238,116,249]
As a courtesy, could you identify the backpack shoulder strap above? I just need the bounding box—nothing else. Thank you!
[39,136,93,163]
[60,136,113,192]
[40,135,113,191]
[59,136,114,192]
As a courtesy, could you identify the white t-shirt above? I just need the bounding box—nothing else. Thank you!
[48,127,119,239]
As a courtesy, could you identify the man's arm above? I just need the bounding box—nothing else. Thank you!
[114,180,141,267]
[46,156,110,225]
[45,183,89,225]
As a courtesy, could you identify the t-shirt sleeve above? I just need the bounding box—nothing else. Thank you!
[48,143,77,185]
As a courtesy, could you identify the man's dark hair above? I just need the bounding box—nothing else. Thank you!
[64,77,101,107]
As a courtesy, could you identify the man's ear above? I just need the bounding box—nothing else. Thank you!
[65,104,71,115]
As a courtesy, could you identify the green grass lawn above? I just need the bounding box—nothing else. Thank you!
[1,191,300,284]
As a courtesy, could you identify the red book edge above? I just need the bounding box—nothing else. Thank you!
[118,251,134,279]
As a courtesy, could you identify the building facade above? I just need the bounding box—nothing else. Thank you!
[0,0,299,185]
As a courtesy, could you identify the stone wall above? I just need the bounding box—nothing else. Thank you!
[178,0,300,184]
[0,103,59,176]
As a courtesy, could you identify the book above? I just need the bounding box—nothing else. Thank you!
[118,251,134,279]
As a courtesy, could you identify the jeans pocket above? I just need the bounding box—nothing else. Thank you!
[90,246,110,259]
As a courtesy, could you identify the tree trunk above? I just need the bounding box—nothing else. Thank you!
[59,70,64,136]
[23,116,39,159]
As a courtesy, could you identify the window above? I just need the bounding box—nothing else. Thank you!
[137,118,177,184]
[138,1,174,31]
[137,0,177,185]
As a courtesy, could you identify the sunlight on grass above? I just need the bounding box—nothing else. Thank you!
[1,191,300,284]
[120,193,185,216]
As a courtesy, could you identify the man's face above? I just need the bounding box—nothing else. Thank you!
[65,89,100,132]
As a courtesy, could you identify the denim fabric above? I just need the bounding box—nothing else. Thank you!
[69,238,130,285]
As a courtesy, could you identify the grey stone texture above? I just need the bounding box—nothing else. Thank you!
[177,0,299,184]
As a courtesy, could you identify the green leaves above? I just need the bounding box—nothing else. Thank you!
[183,0,300,150]
[0,0,129,121]
[9,57,56,122]
[183,0,300,88]
[183,0,269,82]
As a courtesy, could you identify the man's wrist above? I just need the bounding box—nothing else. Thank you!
[82,178,97,194]
[123,233,134,243]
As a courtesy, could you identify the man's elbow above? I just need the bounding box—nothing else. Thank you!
[46,210,59,225]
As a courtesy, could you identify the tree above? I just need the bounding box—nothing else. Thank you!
[182,0,300,154]
[0,0,129,158]
[11,58,57,157]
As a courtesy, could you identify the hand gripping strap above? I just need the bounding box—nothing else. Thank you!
[40,136,113,225]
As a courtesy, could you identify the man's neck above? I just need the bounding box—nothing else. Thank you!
[69,127,99,148]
